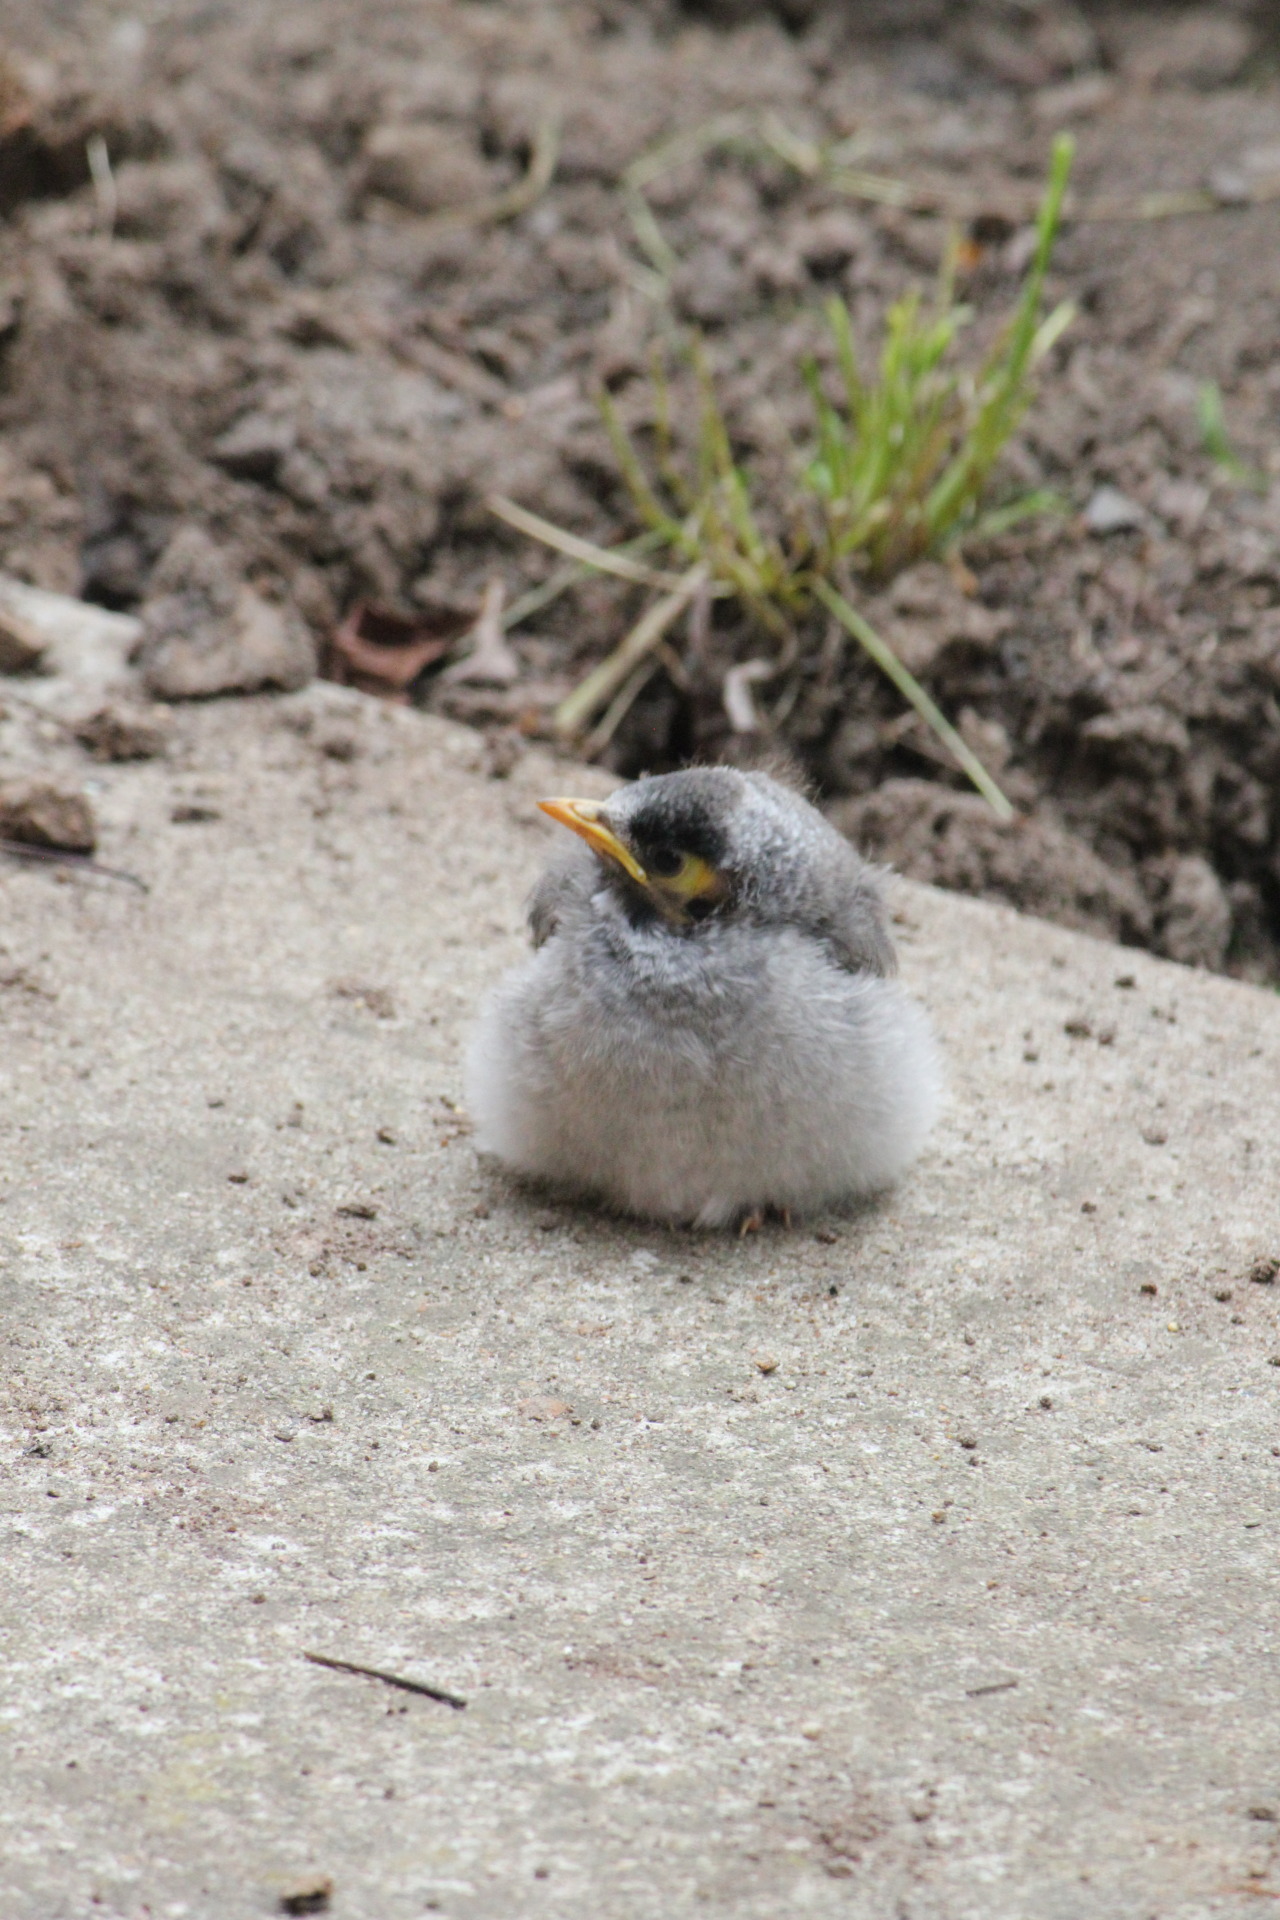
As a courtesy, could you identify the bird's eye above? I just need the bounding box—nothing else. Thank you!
[647,844,684,879]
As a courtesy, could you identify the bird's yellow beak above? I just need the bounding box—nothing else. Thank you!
[537,798,648,885]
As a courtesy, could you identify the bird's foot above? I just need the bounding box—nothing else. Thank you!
[737,1204,794,1237]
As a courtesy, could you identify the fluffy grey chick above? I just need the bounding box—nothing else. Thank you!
[466,767,941,1228]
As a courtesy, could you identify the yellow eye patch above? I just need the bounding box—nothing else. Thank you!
[651,852,722,903]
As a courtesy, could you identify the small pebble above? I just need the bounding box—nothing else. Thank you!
[0,777,96,852]
[279,1875,333,1917]
[1085,485,1144,534]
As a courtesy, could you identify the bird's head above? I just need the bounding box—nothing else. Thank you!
[538,771,735,928]
[537,767,891,972]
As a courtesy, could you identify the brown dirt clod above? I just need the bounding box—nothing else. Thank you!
[0,777,95,852]
[74,702,170,761]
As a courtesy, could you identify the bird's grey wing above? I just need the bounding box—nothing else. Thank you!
[815,850,897,978]
[745,770,896,978]
[527,844,597,948]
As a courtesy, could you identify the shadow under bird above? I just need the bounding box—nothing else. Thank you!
[467,767,941,1228]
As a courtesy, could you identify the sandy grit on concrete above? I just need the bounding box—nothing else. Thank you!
[1,683,1278,1920]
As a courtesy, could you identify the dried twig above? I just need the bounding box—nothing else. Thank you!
[0,838,149,890]
[442,579,519,685]
[303,1651,467,1710]
[722,658,772,734]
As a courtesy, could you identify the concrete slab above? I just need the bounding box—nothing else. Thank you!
[2,685,1278,1920]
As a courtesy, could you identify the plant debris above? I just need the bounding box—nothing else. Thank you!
[303,1650,466,1710]
[327,601,473,701]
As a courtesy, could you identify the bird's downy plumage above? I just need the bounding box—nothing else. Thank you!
[466,767,941,1227]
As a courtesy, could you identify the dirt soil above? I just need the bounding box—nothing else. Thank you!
[2,0,1280,977]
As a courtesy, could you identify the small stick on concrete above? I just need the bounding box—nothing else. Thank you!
[965,1679,1019,1698]
[0,838,149,891]
[303,1650,467,1710]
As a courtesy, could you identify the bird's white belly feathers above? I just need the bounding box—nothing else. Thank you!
[466,918,940,1225]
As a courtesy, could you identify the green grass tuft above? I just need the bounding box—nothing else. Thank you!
[501,136,1077,817]
[803,135,1074,579]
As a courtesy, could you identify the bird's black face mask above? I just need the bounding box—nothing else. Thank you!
[537,796,731,928]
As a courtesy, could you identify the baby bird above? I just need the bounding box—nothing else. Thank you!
[466,767,941,1228]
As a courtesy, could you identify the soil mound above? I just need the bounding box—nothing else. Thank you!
[1,0,1278,975]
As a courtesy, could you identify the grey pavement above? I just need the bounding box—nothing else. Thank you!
[1,683,1278,1920]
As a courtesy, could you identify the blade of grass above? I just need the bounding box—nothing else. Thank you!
[955,488,1066,546]
[501,531,670,628]
[1198,381,1267,491]
[691,343,769,572]
[1004,133,1074,370]
[1079,187,1217,223]
[827,167,915,208]
[922,134,1073,541]
[622,112,752,194]
[758,113,824,177]
[488,496,692,590]
[1029,298,1076,366]
[813,578,1014,820]
[554,563,708,738]
[597,388,692,544]
[624,185,679,281]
